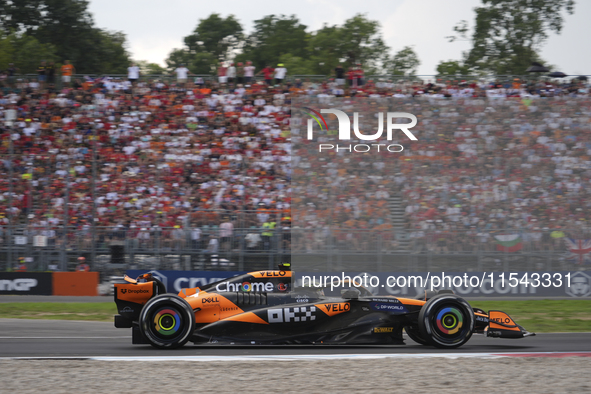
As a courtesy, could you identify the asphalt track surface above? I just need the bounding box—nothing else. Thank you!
[0,318,590,358]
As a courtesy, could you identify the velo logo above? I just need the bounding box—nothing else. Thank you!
[302,107,418,153]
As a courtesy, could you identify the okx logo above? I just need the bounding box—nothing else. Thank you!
[302,107,418,153]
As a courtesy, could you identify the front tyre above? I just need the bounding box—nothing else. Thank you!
[139,295,195,349]
[418,294,474,349]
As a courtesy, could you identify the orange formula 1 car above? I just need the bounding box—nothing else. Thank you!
[114,265,535,349]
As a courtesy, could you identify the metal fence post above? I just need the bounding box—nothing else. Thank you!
[61,156,70,272]
[7,134,14,270]
[91,126,97,270]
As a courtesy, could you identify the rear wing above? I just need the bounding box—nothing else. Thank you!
[114,273,166,326]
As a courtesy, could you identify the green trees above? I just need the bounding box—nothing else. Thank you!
[337,15,390,74]
[0,33,57,73]
[167,13,400,76]
[4,4,576,78]
[136,60,166,75]
[165,48,218,75]
[387,46,420,76]
[305,25,341,75]
[184,14,243,61]
[239,15,309,70]
[164,14,243,74]
[447,0,575,75]
[92,30,130,74]
[435,60,472,78]
[0,0,131,74]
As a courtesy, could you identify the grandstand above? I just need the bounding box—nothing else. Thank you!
[1,74,590,274]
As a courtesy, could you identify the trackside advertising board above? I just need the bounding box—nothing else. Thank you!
[0,272,53,295]
[126,270,591,298]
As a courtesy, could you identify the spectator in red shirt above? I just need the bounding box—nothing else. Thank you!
[347,67,356,88]
[76,256,90,272]
[355,64,364,86]
[16,257,27,272]
[257,65,274,86]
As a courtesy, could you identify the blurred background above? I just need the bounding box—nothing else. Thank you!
[0,0,590,282]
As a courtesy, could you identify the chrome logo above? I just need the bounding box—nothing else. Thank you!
[241,282,252,292]
[436,307,463,335]
[154,308,180,336]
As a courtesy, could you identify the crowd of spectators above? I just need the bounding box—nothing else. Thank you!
[0,64,590,255]
[291,77,591,253]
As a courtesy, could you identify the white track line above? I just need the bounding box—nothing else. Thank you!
[91,354,506,361]
[2,352,590,361]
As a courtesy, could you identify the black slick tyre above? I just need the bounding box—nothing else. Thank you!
[139,295,195,349]
[418,294,474,349]
[404,325,429,345]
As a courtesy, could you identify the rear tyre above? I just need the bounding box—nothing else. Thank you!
[418,294,474,349]
[404,326,428,345]
[139,295,195,349]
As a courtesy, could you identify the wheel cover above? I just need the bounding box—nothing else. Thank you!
[152,307,183,338]
[429,303,471,344]
[435,307,463,335]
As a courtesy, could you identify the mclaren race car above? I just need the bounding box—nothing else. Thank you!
[113,265,535,349]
